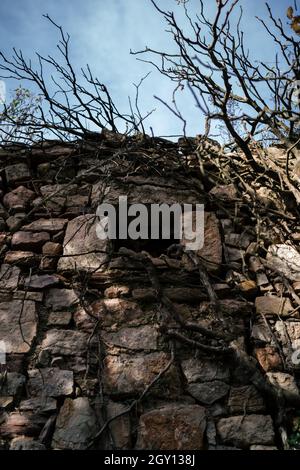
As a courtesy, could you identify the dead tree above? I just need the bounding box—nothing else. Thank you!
[0,15,152,145]
[132,0,300,172]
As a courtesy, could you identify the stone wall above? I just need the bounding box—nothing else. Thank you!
[0,132,299,450]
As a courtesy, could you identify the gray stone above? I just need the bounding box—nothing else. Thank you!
[45,288,79,310]
[206,420,217,446]
[6,214,25,231]
[0,300,37,353]
[10,437,46,450]
[37,349,51,367]
[52,397,98,450]
[41,329,88,356]
[102,325,159,351]
[19,397,57,413]
[187,381,230,405]
[106,401,132,449]
[5,163,30,184]
[24,274,60,290]
[104,352,181,397]
[23,218,68,233]
[0,373,25,397]
[181,358,230,384]
[209,403,228,418]
[217,415,275,448]
[38,184,78,211]
[28,368,74,397]
[0,264,20,291]
[57,215,109,272]
[92,178,201,206]
[40,183,79,198]
[251,321,273,343]
[13,291,43,302]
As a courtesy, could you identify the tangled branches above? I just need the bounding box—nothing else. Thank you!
[132,1,300,168]
[0,16,152,145]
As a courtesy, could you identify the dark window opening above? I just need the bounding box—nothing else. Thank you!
[113,204,181,257]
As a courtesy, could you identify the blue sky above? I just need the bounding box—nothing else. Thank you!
[0,0,296,138]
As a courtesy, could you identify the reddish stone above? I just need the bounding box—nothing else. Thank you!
[3,186,35,212]
[136,404,206,450]
[42,242,62,256]
[4,251,40,267]
[254,346,282,372]
[11,231,50,252]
